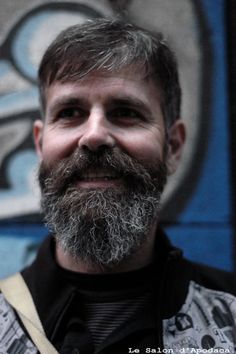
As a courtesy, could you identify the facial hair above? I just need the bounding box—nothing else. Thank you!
[39,147,167,268]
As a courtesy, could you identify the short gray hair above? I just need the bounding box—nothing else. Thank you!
[38,18,181,127]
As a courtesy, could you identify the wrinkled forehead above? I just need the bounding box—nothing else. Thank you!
[41,64,161,111]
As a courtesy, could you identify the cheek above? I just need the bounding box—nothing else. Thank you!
[41,130,75,161]
[117,123,166,163]
[122,135,165,164]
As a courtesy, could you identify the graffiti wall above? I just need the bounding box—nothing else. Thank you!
[0,0,233,277]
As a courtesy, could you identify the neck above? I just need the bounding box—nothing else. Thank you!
[55,222,158,274]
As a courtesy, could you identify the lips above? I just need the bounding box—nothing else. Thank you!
[78,169,121,182]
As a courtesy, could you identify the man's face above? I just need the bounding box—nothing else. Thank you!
[34,68,185,267]
[36,69,167,173]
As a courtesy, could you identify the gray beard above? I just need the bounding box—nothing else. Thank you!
[39,148,167,268]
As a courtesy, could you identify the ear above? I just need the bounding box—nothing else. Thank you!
[33,119,44,161]
[166,120,186,175]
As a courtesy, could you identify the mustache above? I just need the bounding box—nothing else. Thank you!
[39,147,167,194]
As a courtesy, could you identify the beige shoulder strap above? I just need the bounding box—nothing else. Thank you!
[0,272,59,354]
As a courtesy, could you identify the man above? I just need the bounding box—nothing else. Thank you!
[0,18,235,354]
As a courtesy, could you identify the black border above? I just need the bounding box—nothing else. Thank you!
[225,1,236,272]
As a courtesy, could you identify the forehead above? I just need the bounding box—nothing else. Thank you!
[44,67,162,110]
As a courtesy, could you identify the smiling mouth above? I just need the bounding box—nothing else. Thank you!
[77,169,122,187]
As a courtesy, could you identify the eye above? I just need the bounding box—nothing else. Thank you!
[108,107,144,123]
[57,107,86,120]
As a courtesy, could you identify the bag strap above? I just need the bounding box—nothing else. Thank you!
[0,272,59,354]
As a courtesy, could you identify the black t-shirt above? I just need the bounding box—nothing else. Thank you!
[51,267,158,353]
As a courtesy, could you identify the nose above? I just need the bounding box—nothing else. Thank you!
[78,110,116,151]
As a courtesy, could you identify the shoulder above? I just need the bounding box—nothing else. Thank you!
[163,261,236,351]
[0,292,37,353]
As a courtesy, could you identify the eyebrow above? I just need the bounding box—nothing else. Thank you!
[47,97,88,117]
[47,94,153,118]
